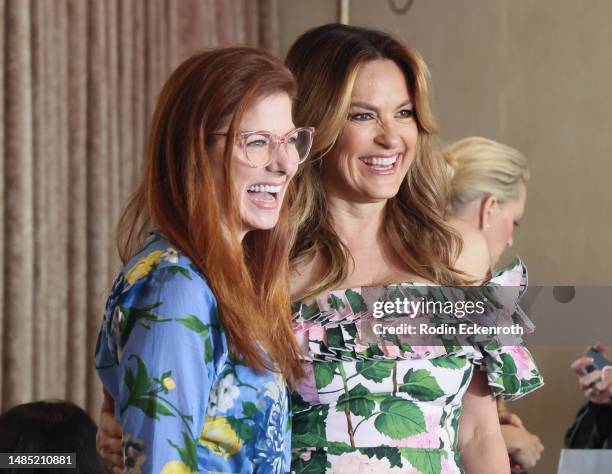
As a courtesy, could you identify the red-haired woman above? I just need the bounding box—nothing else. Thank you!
[94,47,313,473]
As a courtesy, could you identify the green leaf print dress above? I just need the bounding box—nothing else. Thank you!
[290,258,543,474]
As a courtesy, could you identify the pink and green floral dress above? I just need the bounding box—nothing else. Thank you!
[290,258,543,474]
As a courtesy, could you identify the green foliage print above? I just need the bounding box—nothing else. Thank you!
[430,355,467,370]
[291,449,331,473]
[345,288,367,312]
[355,360,395,383]
[399,369,445,401]
[496,352,521,394]
[292,404,330,448]
[373,397,426,439]
[399,448,448,474]
[168,432,199,472]
[175,314,217,363]
[328,294,345,311]
[121,355,193,433]
[314,361,339,389]
[227,416,256,444]
[337,383,377,417]
[335,383,427,440]
[116,302,172,355]
[361,447,403,467]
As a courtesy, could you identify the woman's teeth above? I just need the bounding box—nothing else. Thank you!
[247,184,282,193]
[361,155,398,169]
[247,184,282,203]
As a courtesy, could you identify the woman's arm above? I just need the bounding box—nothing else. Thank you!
[97,264,225,474]
[458,371,510,474]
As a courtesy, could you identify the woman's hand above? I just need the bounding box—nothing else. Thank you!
[570,344,612,405]
[500,417,544,472]
[96,390,124,474]
[498,412,523,429]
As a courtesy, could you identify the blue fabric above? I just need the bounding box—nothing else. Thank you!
[95,234,290,473]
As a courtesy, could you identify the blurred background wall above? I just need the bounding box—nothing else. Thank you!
[0,0,279,418]
[279,1,612,472]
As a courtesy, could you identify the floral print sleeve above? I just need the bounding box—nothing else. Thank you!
[476,257,543,400]
[96,239,226,473]
[95,234,292,474]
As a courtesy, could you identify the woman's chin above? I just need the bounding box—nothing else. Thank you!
[241,215,279,233]
[357,185,403,202]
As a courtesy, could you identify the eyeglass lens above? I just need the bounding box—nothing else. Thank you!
[244,129,312,167]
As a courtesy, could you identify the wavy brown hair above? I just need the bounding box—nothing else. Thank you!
[117,47,303,386]
[286,24,468,299]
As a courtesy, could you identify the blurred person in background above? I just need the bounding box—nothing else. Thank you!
[0,400,107,474]
[567,343,612,448]
[445,136,544,472]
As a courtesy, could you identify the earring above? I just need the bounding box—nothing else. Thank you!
[483,223,491,232]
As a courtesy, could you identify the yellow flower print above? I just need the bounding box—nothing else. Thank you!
[160,460,196,474]
[163,377,177,390]
[200,416,242,460]
[125,251,163,285]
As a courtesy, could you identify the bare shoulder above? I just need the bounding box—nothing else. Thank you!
[448,217,490,281]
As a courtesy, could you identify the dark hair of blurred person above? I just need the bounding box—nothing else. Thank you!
[0,400,107,474]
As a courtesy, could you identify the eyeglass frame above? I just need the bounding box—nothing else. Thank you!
[209,126,315,168]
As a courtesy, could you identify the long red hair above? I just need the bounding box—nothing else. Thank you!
[117,47,303,386]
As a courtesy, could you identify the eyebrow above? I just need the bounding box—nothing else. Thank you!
[350,99,413,112]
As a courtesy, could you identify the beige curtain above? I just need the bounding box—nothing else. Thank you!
[0,0,279,415]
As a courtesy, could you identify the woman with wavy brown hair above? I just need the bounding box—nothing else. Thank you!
[94,47,313,473]
[286,24,542,473]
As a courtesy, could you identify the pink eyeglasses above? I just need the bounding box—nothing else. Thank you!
[210,127,315,168]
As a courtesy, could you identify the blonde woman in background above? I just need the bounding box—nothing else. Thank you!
[445,137,529,270]
[445,136,544,473]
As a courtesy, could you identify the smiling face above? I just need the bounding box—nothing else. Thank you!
[321,59,418,204]
[209,92,298,237]
[485,181,527,267]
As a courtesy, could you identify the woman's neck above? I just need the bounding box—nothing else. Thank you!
[326,196,387,247]
[450,201,481,230]
[326,196,421,287]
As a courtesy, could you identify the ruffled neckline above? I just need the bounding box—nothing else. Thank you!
[293,257,526,320]
[292,256,531,362]
[291,257,545,401]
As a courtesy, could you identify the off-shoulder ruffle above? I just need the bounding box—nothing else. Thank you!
[292,257,543,400]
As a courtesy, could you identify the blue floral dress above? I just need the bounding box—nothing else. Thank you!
[95,234,291,474]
